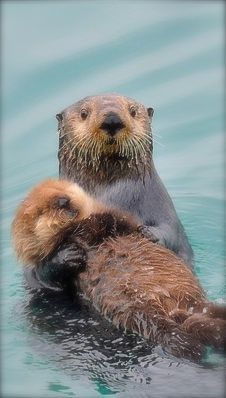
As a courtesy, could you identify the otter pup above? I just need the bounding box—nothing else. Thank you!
[12,179,226,361]
[27,94,193,290]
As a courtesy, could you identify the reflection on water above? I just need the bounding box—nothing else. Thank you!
[14,286,225,398]
[1,1,225,397]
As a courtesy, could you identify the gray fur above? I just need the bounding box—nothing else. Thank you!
[98,161,194,267]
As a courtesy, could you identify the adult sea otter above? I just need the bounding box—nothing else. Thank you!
[24,94,193,290]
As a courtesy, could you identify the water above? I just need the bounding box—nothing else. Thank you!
[1,1,225,397]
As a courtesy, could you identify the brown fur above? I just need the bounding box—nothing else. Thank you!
[12,179,137,264]
[12,179,105,265]
[12,179,226,360]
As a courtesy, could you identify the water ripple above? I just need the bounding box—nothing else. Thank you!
[2,2,225,397]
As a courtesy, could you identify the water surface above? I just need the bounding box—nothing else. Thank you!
[1,1,225,397]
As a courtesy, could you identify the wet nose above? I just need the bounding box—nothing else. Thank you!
[100,112,125,136]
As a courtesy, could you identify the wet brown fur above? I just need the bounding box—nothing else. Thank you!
[12,179,226,361]
[12,179,104,264]
[12,179,137,265]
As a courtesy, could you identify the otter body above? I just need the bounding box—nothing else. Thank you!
[58,94,193,265]
[12,179,226,361]
[24,94,193,290]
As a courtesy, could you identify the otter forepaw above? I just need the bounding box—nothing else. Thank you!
[45,242,87,278]
[137,225,159,244]
[27,242,88,292]
[56,242,86,267]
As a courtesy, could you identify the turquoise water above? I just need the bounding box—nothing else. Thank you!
[1,1,225,397]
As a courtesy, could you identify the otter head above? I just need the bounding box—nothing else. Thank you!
[12,179,102,265]
[57,94,154,187]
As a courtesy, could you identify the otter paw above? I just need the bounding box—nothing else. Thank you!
[48,242,87,275]
[35,242,87,290]
[137,225,159,243]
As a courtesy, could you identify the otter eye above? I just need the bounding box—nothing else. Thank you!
[129,106,137,118]
[80,109,88,120]
[56,113,63,122]
[57,197,70,209]
[56,197,78,218]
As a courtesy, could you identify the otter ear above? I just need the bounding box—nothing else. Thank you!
[56,113,63,122]
[147,107,154,118]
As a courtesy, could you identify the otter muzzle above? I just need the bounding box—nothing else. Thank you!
[100,112,125,137]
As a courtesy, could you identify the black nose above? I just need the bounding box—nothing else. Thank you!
[100,112,125,136]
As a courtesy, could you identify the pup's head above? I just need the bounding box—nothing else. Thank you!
[12,179,102,265]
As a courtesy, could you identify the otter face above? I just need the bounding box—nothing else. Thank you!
[34,193,78,243]
[57,94,154,161]
[12,179,101,263]
[29,180,99,244]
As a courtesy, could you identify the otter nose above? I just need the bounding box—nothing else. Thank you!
[100,112,125,136]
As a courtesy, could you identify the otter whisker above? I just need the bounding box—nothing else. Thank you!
[138,132,152,146]
[81,135,100,166]
[73,135,90,146]
[59,133,70,139]
[124,139,131,159]
[89,139,96,165]
[133,136,149,158]
[152,137,164,147]
[128,137,138,165]
[77,144,87,164]
[121,133,131,158]
[60,135,78,152]
[91,138,102,166]
[58,128,72,137]
[126,138,134,158]
[123,140,129,158]
[92,139,99,164]
[142,129,163,147]
[128,136,140,158]
[61,133,90,156]
[88,138,99,165]
[151,138,164,147]
[118,138,123,157]
[72,134,91,160]
[152,131,162,139]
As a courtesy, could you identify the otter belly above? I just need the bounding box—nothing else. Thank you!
[98,170,194,267]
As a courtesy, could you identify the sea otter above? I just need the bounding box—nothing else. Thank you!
[12,179,226,361]
[26,94,194,290]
